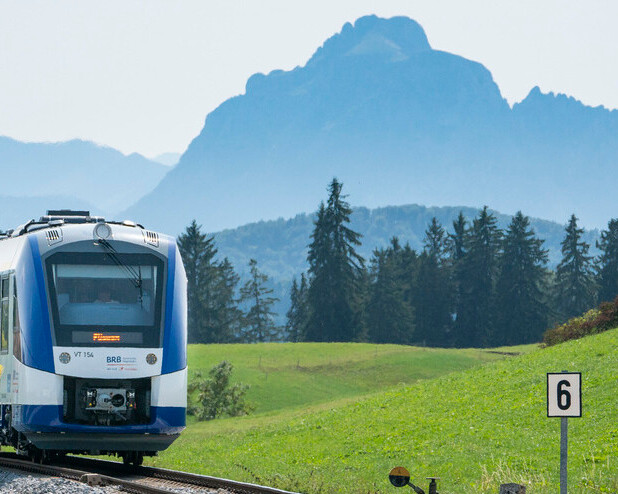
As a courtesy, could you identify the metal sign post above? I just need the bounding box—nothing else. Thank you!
[560,416,568,494]
[547,371,581,494]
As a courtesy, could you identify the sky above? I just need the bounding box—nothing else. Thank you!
[0,0,616,158]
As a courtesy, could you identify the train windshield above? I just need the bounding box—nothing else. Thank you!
[46,252,165,347]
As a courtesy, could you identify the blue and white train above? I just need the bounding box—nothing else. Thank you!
[0,210,187,465]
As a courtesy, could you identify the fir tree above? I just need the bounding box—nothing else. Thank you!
[212,258,243,342]
[412,218,453,346]
[555,214,596,319]
[366,241,414,344]
[449,212,469,346]
[424,217,449,260]
[494,212,549,345]
[178,221,242,343]
[458,207,502,347]
[450,212,467,262]
[305,178,364,342]
[596,218,618,303]
[285,273,309,342]
[177,220,218,343]
[239,259,280,342]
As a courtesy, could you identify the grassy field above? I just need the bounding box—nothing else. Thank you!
[150,334,617,493]
[185,342,525,414]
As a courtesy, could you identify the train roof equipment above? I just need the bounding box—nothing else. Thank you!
[0,210,144,240]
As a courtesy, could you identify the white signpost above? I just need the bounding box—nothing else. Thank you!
[547,372,581,494]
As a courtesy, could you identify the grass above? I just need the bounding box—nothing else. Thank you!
[186,342,526,415]
[149,332,618,493]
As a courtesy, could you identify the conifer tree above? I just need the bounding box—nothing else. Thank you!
[178,220,218,343]
[285,274,309,342]
[449,212,469,347]
[388,237,418,308]
[412,218,453,346]
[450,212,467,262]
[458,207,502,347]
[305,178,364,342]
[212,258,243,342]
[555,214,596,319]
[239,259,280,342]
[366,241,414,344]
[596,218,618,303]
[178,221,242,343]
[424,217,449,260]
[494,212,549,345]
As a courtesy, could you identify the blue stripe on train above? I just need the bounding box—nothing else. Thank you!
[21,236,55,372]
[12,404,185,434]
[161,243,187,374]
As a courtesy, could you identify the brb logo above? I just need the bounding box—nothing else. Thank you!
[107,356,122,363]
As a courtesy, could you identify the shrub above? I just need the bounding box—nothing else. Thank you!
[543,295,618,346]
[188,361,254,420]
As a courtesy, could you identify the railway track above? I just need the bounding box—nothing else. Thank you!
[0,452,299,494]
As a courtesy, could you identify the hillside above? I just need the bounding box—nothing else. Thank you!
[153,330,618,493]
[125,15,618,234]
[0,136,168,217]
[214,204,600,286]
[186,342,521,415]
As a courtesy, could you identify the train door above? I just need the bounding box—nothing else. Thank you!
[0,273,11,404]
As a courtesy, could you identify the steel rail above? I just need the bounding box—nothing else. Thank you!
[0,452,300,494]
[64,455,300,494]
[0,454,169,493]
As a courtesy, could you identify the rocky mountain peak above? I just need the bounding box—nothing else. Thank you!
[307,15,431,66]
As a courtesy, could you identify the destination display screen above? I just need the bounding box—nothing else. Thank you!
[72,331,144,345]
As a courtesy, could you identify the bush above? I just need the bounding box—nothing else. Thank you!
[543,296,618,346]
[188,361,254,420]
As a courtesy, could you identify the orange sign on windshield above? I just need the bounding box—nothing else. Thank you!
[93,332,121,342]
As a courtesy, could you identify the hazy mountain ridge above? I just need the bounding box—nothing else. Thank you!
[0,136,168,215]
[152,152,181,167]
[124,15,618,234]
[214,203,600,283]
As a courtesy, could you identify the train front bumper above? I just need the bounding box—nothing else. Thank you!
[13,404,185,452]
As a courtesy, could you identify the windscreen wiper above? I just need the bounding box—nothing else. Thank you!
[96,239,144,304]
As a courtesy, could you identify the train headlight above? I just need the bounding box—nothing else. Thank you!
[59,352,70,364]
[94,222,112,240]
[85,389,97,408]
[126,390,136,409]
[146,353,157,365]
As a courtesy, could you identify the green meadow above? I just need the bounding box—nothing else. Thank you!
[150,333,618,494]
[184,343,518,415]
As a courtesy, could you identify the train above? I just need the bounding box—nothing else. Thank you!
[0,210,187,465]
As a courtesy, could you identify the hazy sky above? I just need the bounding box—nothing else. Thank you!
[0,0,616,158]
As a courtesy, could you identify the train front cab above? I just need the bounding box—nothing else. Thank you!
[0,226,187,464]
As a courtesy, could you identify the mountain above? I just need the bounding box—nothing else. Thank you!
[152,152,181,167]
[123,15,618,235]
[0,136,168,214]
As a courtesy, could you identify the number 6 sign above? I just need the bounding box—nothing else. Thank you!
[547,372,581,417]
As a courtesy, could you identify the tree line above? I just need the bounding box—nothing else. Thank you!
[178,221,280,343]
[179,178,618,347]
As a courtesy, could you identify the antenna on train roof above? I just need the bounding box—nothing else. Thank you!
[46,209,90,217]
[40,210,105,224]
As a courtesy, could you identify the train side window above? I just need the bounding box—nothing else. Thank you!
[0,277,8,353]
[12,277,21,361]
